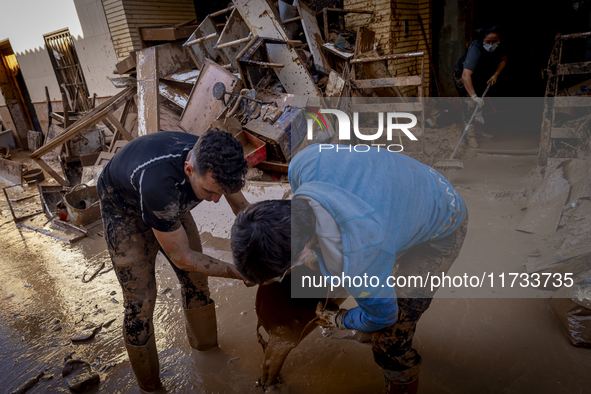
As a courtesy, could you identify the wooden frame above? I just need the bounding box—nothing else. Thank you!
[30,87,137,186]
[539,31,591,166]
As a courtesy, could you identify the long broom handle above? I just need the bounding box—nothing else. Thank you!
[450,84,491,159]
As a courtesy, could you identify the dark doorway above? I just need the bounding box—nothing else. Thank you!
[0,39,41,150]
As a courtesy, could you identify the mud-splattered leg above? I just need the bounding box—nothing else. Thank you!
[373,216,468,393]
[159,211,216,350]
[102,207,160,346]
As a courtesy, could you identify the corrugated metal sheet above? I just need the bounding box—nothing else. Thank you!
[102,0,196,61]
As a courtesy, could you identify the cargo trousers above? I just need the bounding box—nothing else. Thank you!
[97,179,211,346]
[371,214,468,383]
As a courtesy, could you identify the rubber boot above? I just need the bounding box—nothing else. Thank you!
[384,377,419,394]
[383,364,420,394]
[124,335,161,392]
[184,302,218,351]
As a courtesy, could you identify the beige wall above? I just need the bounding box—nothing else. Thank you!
[74,0,121,98]
[12,0,120,106]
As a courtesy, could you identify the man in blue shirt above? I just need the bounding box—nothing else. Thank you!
[232,144,468,393]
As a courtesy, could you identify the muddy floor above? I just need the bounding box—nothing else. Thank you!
[1,154,590,393]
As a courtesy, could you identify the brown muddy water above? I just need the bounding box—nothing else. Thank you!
[1,157,590,394]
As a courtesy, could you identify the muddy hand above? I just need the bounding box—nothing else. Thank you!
[315,302,346,329]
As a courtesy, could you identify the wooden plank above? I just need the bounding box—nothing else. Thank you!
[351,52,424,63]
[30,87,136,159]
[215,8,251,72]
[351,76,423,89]
[256,160,289,173]
[179,60,241,136]
[234,0,321,98]
[551,127,580,138]
[554,97,591,107]
[34,158,68,186]
[296,0,331,74]
[105,112,133,141]
[137,46,159,136]
[155,41,195,78]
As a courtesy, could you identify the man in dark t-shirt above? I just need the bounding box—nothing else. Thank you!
[97,129,249,392]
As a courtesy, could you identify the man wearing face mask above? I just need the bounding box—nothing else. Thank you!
[453,26,507,146]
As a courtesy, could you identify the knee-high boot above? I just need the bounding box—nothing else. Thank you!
[124,335,161,392]
[183,301,218,351]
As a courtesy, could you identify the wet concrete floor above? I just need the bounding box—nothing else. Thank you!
[1,156,590,393]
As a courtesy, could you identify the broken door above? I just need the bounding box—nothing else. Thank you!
[44,28,90,112]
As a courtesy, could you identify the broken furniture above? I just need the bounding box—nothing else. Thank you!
[179,60,242,136]
[3,181,88,243]
[539,31,591,166]
[348,27,426,151]
[64,184,101,227]
[234,0,322,99]
[236,36,289,90]
[234,130,266,167]
[183,7,235,69]
[138,20,200,48]
[278,1,331,74]
[320,8,373,60]
[30,86,137,186]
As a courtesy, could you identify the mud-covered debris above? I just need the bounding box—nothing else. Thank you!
[109,291,116,296]
[158,287,171,296]
[110,298,119,304]
[67,372,100,393]
[228,357,240,364]
[102,318,116,328]
[71,326,101,343]
[62,359,100,392]
[10,372,44,394]
[63,360,91,377]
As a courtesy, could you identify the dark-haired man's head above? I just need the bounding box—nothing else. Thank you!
[184,128,248,202]
[231,198,315,285]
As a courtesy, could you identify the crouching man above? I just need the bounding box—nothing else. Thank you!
[97,129,249,392]
[231,144,468,393]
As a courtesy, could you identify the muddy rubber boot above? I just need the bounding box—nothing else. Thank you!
[184,302,218,351]
[125,335,161,392]
[384,377,419,394]
[383,365,420,394]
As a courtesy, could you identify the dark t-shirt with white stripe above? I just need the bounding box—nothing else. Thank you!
[98,131,201,232]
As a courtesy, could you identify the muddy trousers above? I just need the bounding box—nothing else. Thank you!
[371,216,468,390]
[100,204,212,346]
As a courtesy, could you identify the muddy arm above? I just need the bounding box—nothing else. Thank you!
[153,226,242,279]
[224,190,250,215]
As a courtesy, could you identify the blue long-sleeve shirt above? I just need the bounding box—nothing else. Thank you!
[289,144,466,331]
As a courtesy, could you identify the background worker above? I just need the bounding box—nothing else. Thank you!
[453,25,507,147]
[231,144,468,394]
[97,129,249,392]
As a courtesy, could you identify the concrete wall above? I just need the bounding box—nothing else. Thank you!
[14,47,62,103]
[74,0,121,98]
[12,0,120,105]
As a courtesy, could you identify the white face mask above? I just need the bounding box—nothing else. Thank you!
[483,42,499,52]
